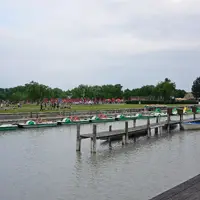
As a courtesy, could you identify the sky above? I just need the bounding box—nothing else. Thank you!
[0,0,200,91]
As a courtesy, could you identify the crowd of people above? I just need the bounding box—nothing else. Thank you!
[0,101,23,110]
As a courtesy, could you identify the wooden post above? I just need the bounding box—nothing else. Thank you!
[108,138,112,149]
[122,135,125,146]
[147,117,151,137]
[133,119,136,128]
[155,116,159,135]
[76,124,81,151]
[30,112,32,118]
[109,125,112,132]
[125,121,129,144]
[167,114,171,133]
[180,114,183,130]
[158,116,162,135]
[92,124,97,153]
[159,126,163,135]
[90,138,93,152]
[192,106,197,120]
[193,113,196,120]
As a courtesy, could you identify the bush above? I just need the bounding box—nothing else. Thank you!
[125,100,198,105]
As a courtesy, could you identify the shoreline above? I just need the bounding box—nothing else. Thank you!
[0,105,195,124]
[0,108,159,124]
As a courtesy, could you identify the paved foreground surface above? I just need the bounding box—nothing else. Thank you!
[150,174,200,200]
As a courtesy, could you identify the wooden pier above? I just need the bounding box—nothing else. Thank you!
[76,107,200,153]
[76,117,200,153]
[150,174,200,200]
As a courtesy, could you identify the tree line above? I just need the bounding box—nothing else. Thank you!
[0,78,192,102]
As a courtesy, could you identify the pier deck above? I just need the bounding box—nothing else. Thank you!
[80,122,166,139]
[80,118,199,140]
[150,174,200,200]
[76,116,200,153]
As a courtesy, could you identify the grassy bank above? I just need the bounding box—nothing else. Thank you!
[0,104,195,114]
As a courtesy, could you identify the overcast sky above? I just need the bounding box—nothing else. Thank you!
[0,0,200,91]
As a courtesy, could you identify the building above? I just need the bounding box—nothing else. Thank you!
[184,92,195,100]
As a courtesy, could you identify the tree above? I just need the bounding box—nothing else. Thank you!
[0,78,187,102]
[123,89,132,100]
[155,78,176,101]
[192,77,200,100]
[174,89,186,98]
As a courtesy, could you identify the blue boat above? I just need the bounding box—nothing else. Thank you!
[181,121,200,130]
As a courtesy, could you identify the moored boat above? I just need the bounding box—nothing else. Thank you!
[181,122,200,131]
[90,114,115,123]
[0,124,18,131]
[115,114,138,121]
[57,117,91,125]
[150,108,167,117]
[18,120,57,128]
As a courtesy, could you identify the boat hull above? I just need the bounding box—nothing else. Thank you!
[58,120,91,125]
[0,125,18,131]
[91,118,115,123]
[18,123,57,128]
[181,123,200,131]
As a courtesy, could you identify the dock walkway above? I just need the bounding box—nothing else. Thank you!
[76,117,200,153]
[80,118,199,140]
[150,174,200,200]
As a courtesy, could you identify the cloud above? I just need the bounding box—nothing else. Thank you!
[0,0,200,90]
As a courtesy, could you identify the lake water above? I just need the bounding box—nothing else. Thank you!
[0,115,200,200]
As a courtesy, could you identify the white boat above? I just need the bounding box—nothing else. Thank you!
[181,122,200,130]
[151,112,167,117]
[0,124,18,131]
[18,120,57,128]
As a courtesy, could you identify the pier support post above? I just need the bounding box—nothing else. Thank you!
[92,124,97,153]
[193,113,196,120]
[159,125,163,135]
[180,114,183,130]
[147,117,151,137]
[192,106,197,120]
[167,114,171,133]
[109,125,112,132]
[122,135,125,146]
[125,121,129,144]
[133,119,136,128]
[90,138,93,152]
[155,116,159,135]
[108,138,112,149]
[76,124,81,151]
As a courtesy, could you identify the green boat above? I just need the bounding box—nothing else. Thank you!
[149,108,168,117]
[172,108,178,115]
[115,114,138,121]
[57,117,91,125]
[0,124,18,131]
[90,115,115,123]
[18,120,57,128]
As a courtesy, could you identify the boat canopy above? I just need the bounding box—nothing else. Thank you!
[26,120,36,125]
[154,108,161,113]
[116,114,125,119]
[135,113,143,117]
[91,116,99,120]
[62,118,71,123]
[172,108,177,115]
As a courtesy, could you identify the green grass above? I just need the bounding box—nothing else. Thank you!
[0,103,195,114]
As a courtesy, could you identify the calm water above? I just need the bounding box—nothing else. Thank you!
[0,115,200,200]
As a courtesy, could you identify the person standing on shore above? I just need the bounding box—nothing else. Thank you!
[40,102,43,111]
